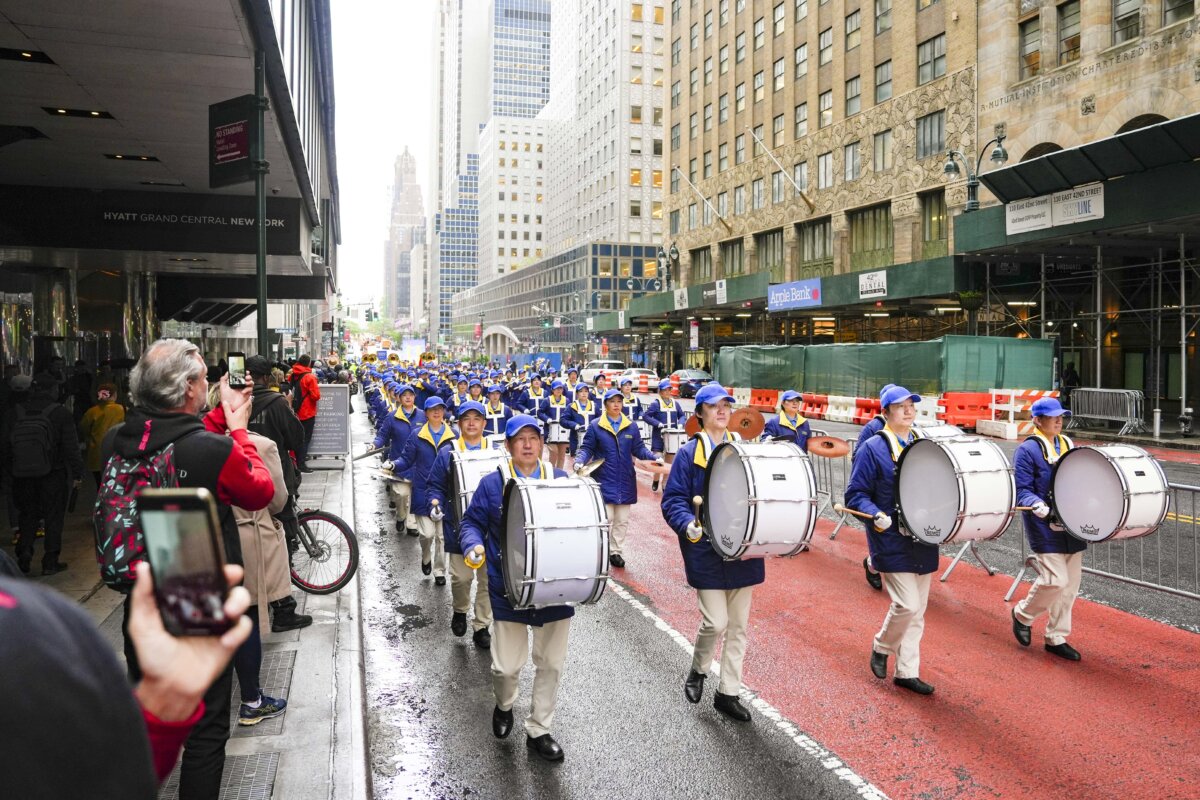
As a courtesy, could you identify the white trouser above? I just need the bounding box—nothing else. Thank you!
[874,572,932,679]
[491,618,571,738]
[605,503,631,556]
[692,587,754,695]
[448,554,492,630]
[1015,551,1083,645]
[388,479,416,530]
[416,515,445,577]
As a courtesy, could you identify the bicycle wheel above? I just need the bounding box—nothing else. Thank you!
[290,510,359,594]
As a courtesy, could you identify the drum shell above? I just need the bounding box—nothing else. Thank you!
[1050,444,1168,542]
[700,441,817,560]
[546,421,569,444]
[637,420,652,445]
[663,427,687,455]
[896,437,1014,545]
[449,449,508,521]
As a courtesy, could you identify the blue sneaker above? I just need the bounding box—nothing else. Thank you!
[237,694,288,726]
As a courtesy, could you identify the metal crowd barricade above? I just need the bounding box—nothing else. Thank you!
[1066,388,1148,436]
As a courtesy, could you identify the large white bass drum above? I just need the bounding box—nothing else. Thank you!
[896,437,1015,545]
[1050,444,1168,542]
[546,421,570,444]
[500,477,610,609]
[913,424,965,440]
[701,441,817,560]
[662,427,688,455]
[449,449,508,521]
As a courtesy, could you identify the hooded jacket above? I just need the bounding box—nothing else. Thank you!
[288,364,321,421]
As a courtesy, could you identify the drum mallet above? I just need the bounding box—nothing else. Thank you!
[688,495,705,543]
[833,503,876,521]
[353,446,386,461]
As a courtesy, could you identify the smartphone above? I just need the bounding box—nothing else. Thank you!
[227,351,247,388]
[137,488,233,636]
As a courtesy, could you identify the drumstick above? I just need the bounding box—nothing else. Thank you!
[688,495,704,543]
[833,503,876,521]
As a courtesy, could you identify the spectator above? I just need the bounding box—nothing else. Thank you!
[101,338,274,800]
[69,359,95,425]
[46,355,69,402]
[79,382,126,488]
[3,372,28,546]
[1061,363,1080,407]
[1,371,84,575]
[288,354,321,474]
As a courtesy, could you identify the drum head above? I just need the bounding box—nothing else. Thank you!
[1051,447,1125,541]
[896,439,959,544]
[701,442,749,558]
[499,479,530,605]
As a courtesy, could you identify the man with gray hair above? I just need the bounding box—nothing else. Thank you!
[100,338,275,800]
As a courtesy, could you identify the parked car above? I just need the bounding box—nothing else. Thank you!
[614,368,659,389]
[581,359,626,385]
[669,369,714,398]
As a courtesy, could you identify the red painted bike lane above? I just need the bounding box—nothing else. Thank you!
[615,480,1200,800]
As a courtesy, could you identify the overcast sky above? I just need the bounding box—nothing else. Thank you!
[331,1,435,305]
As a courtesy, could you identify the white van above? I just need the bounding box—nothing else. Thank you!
[580,359,626,385]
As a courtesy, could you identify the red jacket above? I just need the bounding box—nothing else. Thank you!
[289,365,321,421]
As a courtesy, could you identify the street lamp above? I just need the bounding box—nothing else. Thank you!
[942,134,1009,212]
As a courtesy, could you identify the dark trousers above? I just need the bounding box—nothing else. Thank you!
[232,607,262,704]
[123,593,232,800]
[299,416,316,463]
[14,469,67,566]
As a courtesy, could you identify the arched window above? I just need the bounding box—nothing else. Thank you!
[1021,142,1063,162]
[1116,114,1168,134]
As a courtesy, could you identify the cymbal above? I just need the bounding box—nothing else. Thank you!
[575,457,606,478]
[807,436,850,458]
[684,415,702,437]
[730,408,765,440]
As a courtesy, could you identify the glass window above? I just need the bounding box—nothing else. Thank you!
[795,43,808,78]
[705,57,714,85]
[720,44,730,73]
[1113,0,1142,43]
[845,10,861,50]
[772,170,786,202]
[916,110,945,159]
[688,203,698,229]
[631,136,643,154]
[704,202,714,226]
[691,22,699,49]
[671,0,682,22]
[819,27,833,64]
[918,0,938,8]
[735,82,746,111]
[800,218,832,264]
[632,3,644,21]
[873,129,893,171]
[671,168,680,193]
[752,124,765,155]
[689,158,697,182]
[691,67,699,94]
[1058,2,1081,63]
[844,141,860,180]
[630,200,642,217]
[794,102,808,138]
[794,161,808,192]
[754,16,766,48]
[652,169,663,188]
[1164,0,1194,24]
[754,70,765,101]
[757,230,785,281]
[671,80,681,108]
[630,168,643,186]
[774,2,786,35]
[703,150,713,178]
[1019,17,1041,80]
[719,93,729,122]
[921,190,947,242]
[631,65,644,84]
[917,34,946,84]
[671,122,681,150]
[752,178,765,209]
[849,204,893,256]
[654,5,664,24]
[669,209,680,234]
[796,0,808,21]
[705,9,714,36]
[735,134,746,164]
[734,184,746,213]
[722,239,745,275]
[875,60,892,102]
[773,58,786,90]
[817,151,833,188]
[690,112,698,139]
[704,103,713,130]
[736,32,746,62]
[773,113,786,145]
[631,104,643,123]
[845,75,861,115]
[819,90,833,127]
[692,248,713,282]
[719,143,729,170]
[875,0,892,33]
[671,37,681,65]
[720,0,729,25]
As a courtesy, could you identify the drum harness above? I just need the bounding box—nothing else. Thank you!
[1032,430,1072,531]
[879,426,917,539]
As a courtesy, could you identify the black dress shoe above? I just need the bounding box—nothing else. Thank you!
[893,676,935,695]
[473,627,491,649]
[406,527,419,537]
[684,669,706,704]
[421,561,432,575]
[609,553,625,568]
[1045,642,1081,661]
[492,706,513,739]
[41,562,68,577]
[526,733,564,761]
[434,575,446,586]
[713,692,751,722]
[863,558,882,591]
[395,519,406,533]
[451,612,468,637]
[651,479,660,492]
[16,555,31,575]
[871,650,888,679]
[299,466,315,474]
[1012,609,1032,647]
[388,500,396,509]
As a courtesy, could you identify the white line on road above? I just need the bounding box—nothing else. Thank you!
[608,581,890,800]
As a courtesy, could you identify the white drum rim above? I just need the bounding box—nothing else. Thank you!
[896,437,1015,545]
[1050,445,1169,542]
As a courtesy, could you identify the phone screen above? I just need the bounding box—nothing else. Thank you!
[141,505,231,636]
[227,353,246,387]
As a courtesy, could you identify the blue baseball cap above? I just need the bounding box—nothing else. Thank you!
[780,390,803,403]
[505,414,543,439]
[424,396,446,410]
[603,388,624,402]
[468,378,482,388]
[398,383,415,396]
[575,382,590,393]
[487,384,503,394]
[878,383,897,400]
[619,376,634,386]
[881,385,921,408]
[658,379,673,391]
[456,400,486,418]
[551,379,566,390]
[695,384,736,408]
[1031,397,1071,417]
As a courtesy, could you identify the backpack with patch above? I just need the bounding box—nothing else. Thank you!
[92,441,184,591]
[10,404,60,478]
[290,372,305,412]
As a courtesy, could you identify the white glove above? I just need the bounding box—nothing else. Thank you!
[430,502,445,522]
[873,512,893,531]
[382,460,395,472]
[1032,502,1050,519]
[686,519,704,543]
[465,545,485,569]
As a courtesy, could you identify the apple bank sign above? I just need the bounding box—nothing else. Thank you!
[767,278,822,311]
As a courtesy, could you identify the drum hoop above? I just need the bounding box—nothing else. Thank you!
[585,480,610,604]
[897,438,1015,544]
[498,478,528,606]
[700,441,759,561]
[1051,445,1167,541]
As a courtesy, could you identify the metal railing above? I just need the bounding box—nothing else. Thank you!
[1066,388,1148,435]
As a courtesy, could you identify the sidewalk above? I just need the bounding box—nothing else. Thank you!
[30,454,369,800]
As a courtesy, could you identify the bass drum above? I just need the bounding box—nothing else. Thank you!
[896,437,1015,545]
[546,421,569,444]
[500,476,610,609]
[701,441,817,560]
[1050,444,1168,542]
[663,427,688,455]
[449,449,508,522]
[637,419,653,446]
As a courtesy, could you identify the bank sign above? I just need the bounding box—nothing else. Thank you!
[768,278,823,311]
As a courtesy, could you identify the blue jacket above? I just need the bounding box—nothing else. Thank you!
[845,431,939,574]
[537,394,572,432]
[391,422,457,515]
[855,415,885,456]
[481,401,513,438]
[642,396,688,453]
[447,392,472,419]
[427,438,490,555]
[621,394,642,421]
[577,415,655,505]
[373,405,426,475]
[563,398,601,455]
[518,387,548,414]
[1015,434,1087,555]
[459,463,574,626]
[763,414,812,449]
[661,434,765,590]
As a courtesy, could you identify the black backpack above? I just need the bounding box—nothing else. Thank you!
[290,372,305,412]
[11,404,59,478]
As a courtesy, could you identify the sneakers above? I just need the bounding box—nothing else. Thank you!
[238,695,288,726]
[41,561,68,577]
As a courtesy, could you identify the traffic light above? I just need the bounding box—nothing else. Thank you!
[542,317,550,328]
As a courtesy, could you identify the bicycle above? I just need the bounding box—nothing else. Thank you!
[283,495,360,594]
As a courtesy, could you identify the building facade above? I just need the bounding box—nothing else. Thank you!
[383,149,425,324]
[477,117,548,277]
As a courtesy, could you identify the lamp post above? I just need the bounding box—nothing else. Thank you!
[942,134,1009,212]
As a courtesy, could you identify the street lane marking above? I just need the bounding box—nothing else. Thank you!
[608,581,889,800]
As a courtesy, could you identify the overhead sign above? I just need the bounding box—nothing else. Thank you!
[673,287,689,310]
[689,319,699,350]
[1005,195,1052,235]
[274,327,297,335]
[618,310,626,329]
[586,317,595,332]
[715,279,728,305]
[858,270,887,300]
[714,322,734,337]
[209,94,259,189]
[1005,182,1105,235]
[768,278,822,311]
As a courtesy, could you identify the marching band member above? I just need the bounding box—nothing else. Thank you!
[642,379,687,492]
[373,384,424,535]
[762,390,812,450]
[483,385,512,439]
[846,385,938,695]
[660,384,758,722]
[518,374,547,415]
[466,378,485,405]
[564,368,580,401]
[1010,397,1084,661]
[537,379,572,471]
[619,376,642,421]
[449,376,471,418]
[459,415,572,762]
[427,400,492,648]
[856,383,895,591]
[388,397,458,582]
[576,389,661,570]
[563,383,600,458]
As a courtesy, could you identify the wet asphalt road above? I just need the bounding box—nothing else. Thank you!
[351,417,878,800]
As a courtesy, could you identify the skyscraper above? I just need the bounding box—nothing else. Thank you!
[383,149,424,325]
